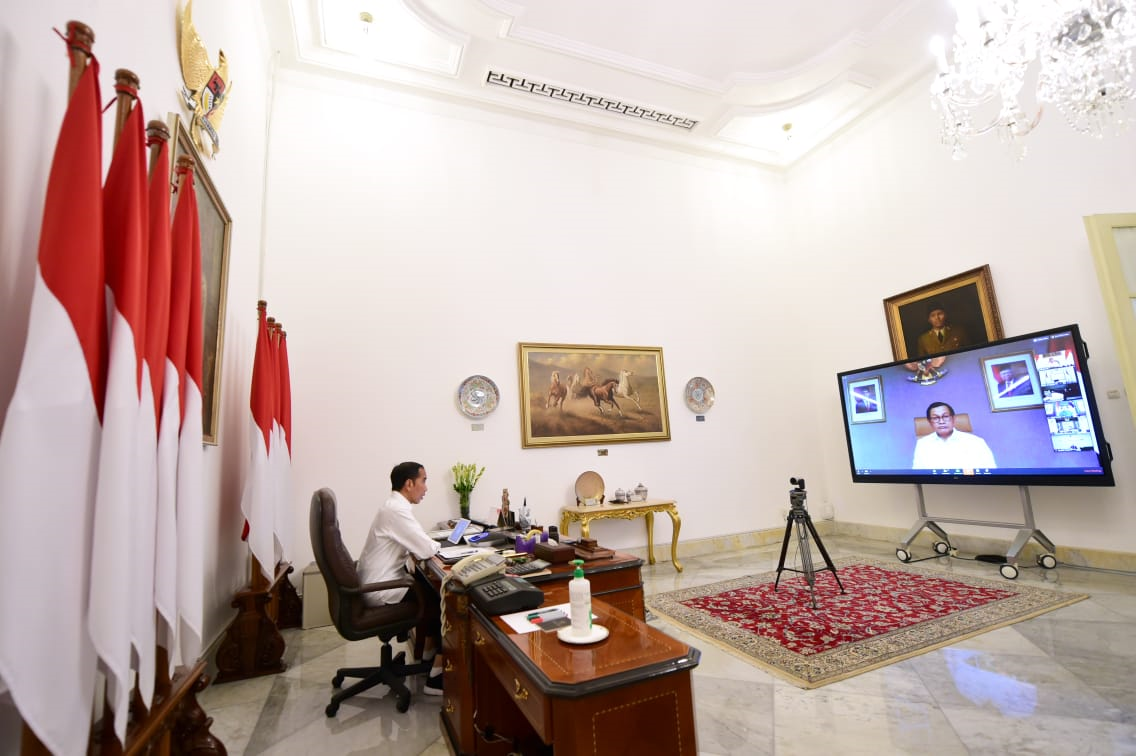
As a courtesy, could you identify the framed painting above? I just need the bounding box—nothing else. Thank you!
[982,352,1043,411]
[170,113,232,445]
[883,265,1003,361]
[848,375,885,423]
[517,343,670,448]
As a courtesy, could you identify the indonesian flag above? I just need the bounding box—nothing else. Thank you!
[0,54,104,756]
[89,94,148,743]
[172,160,205,666]
[240,302,276,581]
[267,320,289,562]
[146,128,178,674]
[275,326,293,560]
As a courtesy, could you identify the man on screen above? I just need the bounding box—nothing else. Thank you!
[995,365,1033,397]
[912,401,997,469]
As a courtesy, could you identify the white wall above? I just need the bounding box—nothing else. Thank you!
[0,0,272,649]
[263,65,1136,571]
[789,80,1136,552]
[261,70,821,566]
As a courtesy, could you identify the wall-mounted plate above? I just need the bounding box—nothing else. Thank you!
[458,374,499,418]
[684,377,715,413]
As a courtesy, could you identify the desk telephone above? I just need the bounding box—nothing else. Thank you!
[449,553,542,615]
[451,552,508,586]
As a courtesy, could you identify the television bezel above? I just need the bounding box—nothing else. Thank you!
[836,324,1115,486]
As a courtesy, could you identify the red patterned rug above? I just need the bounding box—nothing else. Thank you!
[647,557,1086,688]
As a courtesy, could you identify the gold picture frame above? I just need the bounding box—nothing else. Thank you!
[169,113,231,445]
[517,343,670,448]
[883,265,1003,361]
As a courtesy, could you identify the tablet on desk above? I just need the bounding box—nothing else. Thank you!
[433,518,471,545]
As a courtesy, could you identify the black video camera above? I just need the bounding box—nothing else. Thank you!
[789,477,807,510]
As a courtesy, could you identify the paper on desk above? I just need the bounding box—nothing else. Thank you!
[501,603,597,634]
[501,602,570,633]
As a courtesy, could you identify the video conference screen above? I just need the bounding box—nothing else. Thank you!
[836,324,1114,486]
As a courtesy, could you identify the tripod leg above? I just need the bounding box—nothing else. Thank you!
[774,516,795,590]
[804,516,844,593]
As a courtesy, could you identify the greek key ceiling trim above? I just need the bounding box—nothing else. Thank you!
[486,71,698,131]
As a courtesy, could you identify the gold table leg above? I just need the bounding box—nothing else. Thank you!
[644,511,656,565]
[664,504,683,572]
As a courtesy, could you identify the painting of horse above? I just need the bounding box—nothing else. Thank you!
[518,343,671,448]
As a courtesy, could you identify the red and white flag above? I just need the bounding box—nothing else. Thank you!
[89,93,148,742]
[275,326,293,560]
[241,302,277,581]
[172,160,205,666]
[0,49,104,756]
[146,127,178,674]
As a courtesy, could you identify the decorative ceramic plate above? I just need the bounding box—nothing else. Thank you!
[684,377,715,413]
[574,471,604,501]
[457,375,499,418]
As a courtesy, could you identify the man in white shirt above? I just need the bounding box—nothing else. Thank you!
[357,461,445,694]
[912,402,997,470]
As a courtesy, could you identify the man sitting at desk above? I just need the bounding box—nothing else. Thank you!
[358,461,445,695]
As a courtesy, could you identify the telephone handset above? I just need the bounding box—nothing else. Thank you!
[451,552,507,587]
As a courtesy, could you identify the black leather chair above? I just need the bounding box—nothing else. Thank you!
[309,487,432,715]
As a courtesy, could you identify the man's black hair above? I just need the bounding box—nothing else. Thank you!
[391,461,424,491]
[925,401,955,420]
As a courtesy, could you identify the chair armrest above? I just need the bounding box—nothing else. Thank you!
[340,575,415,596]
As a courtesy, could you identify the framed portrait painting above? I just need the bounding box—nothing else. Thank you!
[170,113,232,445]
[982,352,1043,411]
[883,265,1003,361]
[517,343,670,448]
[848,376,885,423]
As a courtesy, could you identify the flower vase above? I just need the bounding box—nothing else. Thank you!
[459,492,470,520]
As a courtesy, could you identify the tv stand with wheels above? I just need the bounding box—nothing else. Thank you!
[895,484,1058,580]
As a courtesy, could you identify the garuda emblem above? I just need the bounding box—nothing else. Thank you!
[177,0,231,158]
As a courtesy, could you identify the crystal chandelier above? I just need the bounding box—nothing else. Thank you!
[930,0,1136,158]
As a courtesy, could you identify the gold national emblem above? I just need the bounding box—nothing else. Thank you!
[177,0,231,158]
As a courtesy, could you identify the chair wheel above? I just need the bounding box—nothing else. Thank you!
[933,541,950,555]
[1037,553,1057,569]
[1000,563,1019,580]
[396,692,411,713]
[326,702,339,717]
[332,674,344,688]
[896,548,911,563]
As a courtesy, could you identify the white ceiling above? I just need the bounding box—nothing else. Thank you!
[264,0,958,168]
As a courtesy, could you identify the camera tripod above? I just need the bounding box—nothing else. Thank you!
[774,478,844,608]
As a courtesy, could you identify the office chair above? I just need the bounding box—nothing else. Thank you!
[309,487,433,716]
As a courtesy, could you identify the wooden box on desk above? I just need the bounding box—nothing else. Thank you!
[533,542,575,564]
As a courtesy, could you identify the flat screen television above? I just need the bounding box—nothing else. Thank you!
[836,324,1114,486]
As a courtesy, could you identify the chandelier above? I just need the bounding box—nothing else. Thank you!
[930,0,1136,158]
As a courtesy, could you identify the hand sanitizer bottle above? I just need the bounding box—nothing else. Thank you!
[569,559,592,636]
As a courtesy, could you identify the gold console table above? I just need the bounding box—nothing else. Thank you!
[559,499,683,572]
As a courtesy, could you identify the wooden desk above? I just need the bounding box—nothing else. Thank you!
[424,553,698,755]
[559,499,683,572]
[471,597,699,755]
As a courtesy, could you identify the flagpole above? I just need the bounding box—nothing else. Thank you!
[146,120,170,178]
[111,69,139,149]
[64,20,93,97]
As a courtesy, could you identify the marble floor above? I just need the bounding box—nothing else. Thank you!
[198,535,1136,755]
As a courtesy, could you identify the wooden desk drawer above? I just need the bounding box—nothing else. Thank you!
[473,616,551,740]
